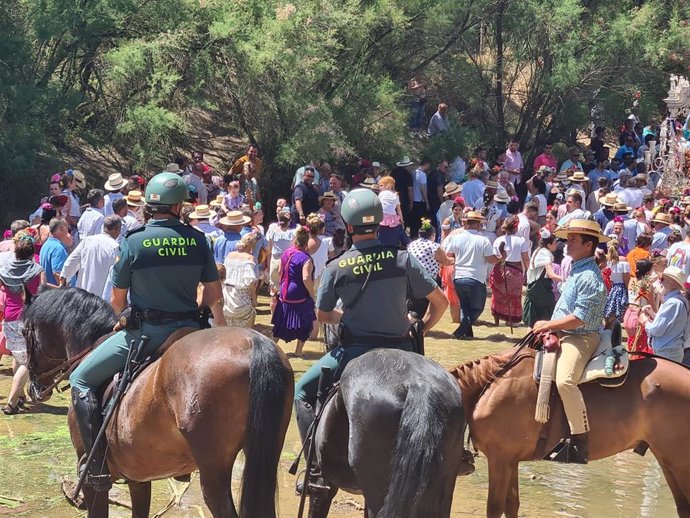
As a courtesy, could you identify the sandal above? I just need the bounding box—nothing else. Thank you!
[17,397,26,408]
[2,403,19,415]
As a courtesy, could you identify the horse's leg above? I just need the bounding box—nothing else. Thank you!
[83,488,109,518]
[307,490,337,518]
[504,462,520,518]
[128,481,151,518]
[198,466,235,518]
[486,457,512,518]
[658,461,690,517]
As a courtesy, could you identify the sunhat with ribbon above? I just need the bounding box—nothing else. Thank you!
[599,192,620,207]
[219,210,251,226]
[493,191,511,204]
[72,170,86,189]
[612,202,632,214]
[396,156,413,167]
[651,212,672,225]
[104,173,126,192]
[359,178,380,191]
[189,204,215,219]
[125,190,145,207]
[319,191,337,203]
[554,218,609,243]
[569,171,589,182]
[209,195,224,207]
[662,265,688,291]
[164,163,182,174]
[461,211,486,222]
[443,182,462,198]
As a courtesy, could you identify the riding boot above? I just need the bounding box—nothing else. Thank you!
[295,399,330,496]
[569,432,589,463]
[544,432,588,464]
[71,387,112,492]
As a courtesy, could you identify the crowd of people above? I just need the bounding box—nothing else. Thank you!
[2,110,690,419]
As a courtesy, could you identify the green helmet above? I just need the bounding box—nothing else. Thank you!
[341,188,383,226]
[145,172,189,205]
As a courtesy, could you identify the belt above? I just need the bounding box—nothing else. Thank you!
[340,326,408,348]
[138,308,199,324]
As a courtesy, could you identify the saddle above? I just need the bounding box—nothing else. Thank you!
[99,327,197,407]
[533,329,630,389]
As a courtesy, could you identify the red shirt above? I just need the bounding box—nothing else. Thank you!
[533,153,558,171]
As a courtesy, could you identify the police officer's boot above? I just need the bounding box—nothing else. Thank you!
[295,399,330,496]
[71,387,112,492]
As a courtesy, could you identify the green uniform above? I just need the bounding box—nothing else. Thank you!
[294,237,436,404]
[70,219,219,392]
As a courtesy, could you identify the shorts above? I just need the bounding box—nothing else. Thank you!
[269,256,281,294]
[3,320,28,365]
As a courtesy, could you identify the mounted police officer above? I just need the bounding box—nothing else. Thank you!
[69,171,226,493]
[294,188,448,492]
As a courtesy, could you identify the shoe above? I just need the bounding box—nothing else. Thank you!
[71,388,112,492]
[2,403,19,415]
[543,433,588,464]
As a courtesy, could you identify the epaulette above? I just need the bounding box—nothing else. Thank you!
[124,225,147,239]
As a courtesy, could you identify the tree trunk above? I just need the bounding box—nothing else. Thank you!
[494,0,506,143]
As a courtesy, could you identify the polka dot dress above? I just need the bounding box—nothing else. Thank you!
[408,238,441,279]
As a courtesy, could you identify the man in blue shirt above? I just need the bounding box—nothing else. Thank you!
[39,218,72,287]
[427,103,450,136]
[641,266,688,364]
[533,219,608,464]
[213,211,249,263]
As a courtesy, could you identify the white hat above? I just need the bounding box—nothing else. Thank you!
[165,163,182,174]
[396,156,413,167]
[372,161,381,168]
[663,266,687,291]
[104,173,126,192]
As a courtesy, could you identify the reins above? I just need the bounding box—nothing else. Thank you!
[34,347,93,398]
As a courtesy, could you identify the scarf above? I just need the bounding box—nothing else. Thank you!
[0,259,43,294]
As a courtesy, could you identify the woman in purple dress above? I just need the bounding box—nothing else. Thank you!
[271,226,315,356]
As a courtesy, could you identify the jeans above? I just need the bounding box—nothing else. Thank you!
[683,349,690,367]
[453,278,487,336]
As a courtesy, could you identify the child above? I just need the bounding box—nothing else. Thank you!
[604,239,630,326]
[223,181,245,212]
[377,176,410,247]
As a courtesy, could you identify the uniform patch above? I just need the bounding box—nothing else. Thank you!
[150,193,160,201]
[362,215,375,224]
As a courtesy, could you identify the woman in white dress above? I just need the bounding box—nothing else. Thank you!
[222,233,259,327]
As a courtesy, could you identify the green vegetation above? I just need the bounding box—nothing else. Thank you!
[1,0,689,225]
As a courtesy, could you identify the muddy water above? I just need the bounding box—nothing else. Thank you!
[0,296,678,517]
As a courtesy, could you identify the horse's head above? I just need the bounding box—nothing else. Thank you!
[25,321,69,402]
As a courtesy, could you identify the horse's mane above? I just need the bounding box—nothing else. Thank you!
[449,348,536,412]
[24,288,117,371]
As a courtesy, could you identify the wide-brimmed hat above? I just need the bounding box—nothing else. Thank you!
[219,210,251,226]
[554,218,609,243]
[663,266,688,291]
[443,182,462,198]
[125,190,145,207]
[554,171,569,183]
[569,171,589,182]
[599,192,620,207]
[209,195,224,207]
[493,191,511,203]
[190,204,215,219]
[72,170,86,189]
[651,212,672,225]
[634,173,648,183]
[372,161,381,168]
[164,163,182,174]
[104,173,126,192]
[612,202,632,213]
[359,178,380,191]
[319,191,337,203]
[485,180,499,189]
[461,211,486,222]
[396,156,413,167]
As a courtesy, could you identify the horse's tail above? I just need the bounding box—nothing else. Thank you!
[378,383,450,518]
[239,332,292,518]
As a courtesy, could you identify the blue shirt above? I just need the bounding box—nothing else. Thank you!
[646,290,687,359]
[213,231,242,263]
[588,168,610,186]
[593,208,614,231]
[39,236,68,285]
[551,256,607,334]
[652,226,672,250]
[428,112,449,135]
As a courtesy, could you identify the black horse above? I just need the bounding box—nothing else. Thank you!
[309,349,469,518]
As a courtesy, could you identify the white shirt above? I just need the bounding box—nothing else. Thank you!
[493,235,530,263]
[558,208,586,226]
[619,187,643,209]
[667,241,690,276]
[412,169,427,202]
[462,179,485,208]
[527,247,554,284]
[378,190,399,216]
[62,233,119,298]
[310,237,334,280]
[449,156,466,183]
[104,192,123,216]
[517,213,532,246]
[183,173,207,204]
[442,229,495,283]
[77,207,104,241]
[534,194,547,217]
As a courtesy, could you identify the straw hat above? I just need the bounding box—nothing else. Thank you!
[189,204,214,219]
[443,182,462,198]
[219,210,251,226]
[164,163,182,174]
[651,212,672,225]
[569,171,589,182]
[485,180,499,189]
[493,191,511,204]
[125,190,145,207]
[662,266,688,291]
[359,178,380,191]
[209,195,224,207]
[104,173,126,192]
[319,191,337,203]
[599,192,620,207]
[537,165,555,174]
[611,202,632,214]
[634,173,648,183]
[554,171,569,183]
[461,211,486,222]
[396,156,413,167]
[72,170,86,189]
[554,219,609,243]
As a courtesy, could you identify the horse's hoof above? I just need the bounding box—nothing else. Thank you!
[61,477,86,510]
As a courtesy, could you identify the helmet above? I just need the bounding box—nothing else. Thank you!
[340,188,383,227]
[145,172,189,205]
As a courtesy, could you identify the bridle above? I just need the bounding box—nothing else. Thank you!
[29,347,93,401]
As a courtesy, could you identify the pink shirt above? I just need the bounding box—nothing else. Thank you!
[533,153,558,171]
[2,276,40,321]
[504,149,524,183]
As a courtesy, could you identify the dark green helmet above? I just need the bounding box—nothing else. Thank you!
[145,172,189,205]
[341,188,383,226]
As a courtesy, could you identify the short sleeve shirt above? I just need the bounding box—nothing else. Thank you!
[317,239,435,341]
[113,219,218,312]
[407,238,442,279]
[442,230,495,283]
[39,236,68,285]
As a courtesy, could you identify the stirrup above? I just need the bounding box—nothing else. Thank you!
[295,468,332,496]
[77,455,112,492]
[543,438,587,465]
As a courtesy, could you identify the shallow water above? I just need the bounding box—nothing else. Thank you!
[0,296,678,517]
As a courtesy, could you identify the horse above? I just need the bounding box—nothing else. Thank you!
[23,287,294,518]
[449,344,690,518]
[308,348,469,518]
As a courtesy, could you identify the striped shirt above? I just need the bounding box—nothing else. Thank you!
[551,256,606,334]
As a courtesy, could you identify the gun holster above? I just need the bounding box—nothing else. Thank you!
[118,307,142,330]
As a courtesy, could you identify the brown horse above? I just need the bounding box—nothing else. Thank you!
[23,287,294,518]
[450,346,690,518]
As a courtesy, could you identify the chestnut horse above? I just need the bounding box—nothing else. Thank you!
[23,287,293,518]
[450,347,690,518]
